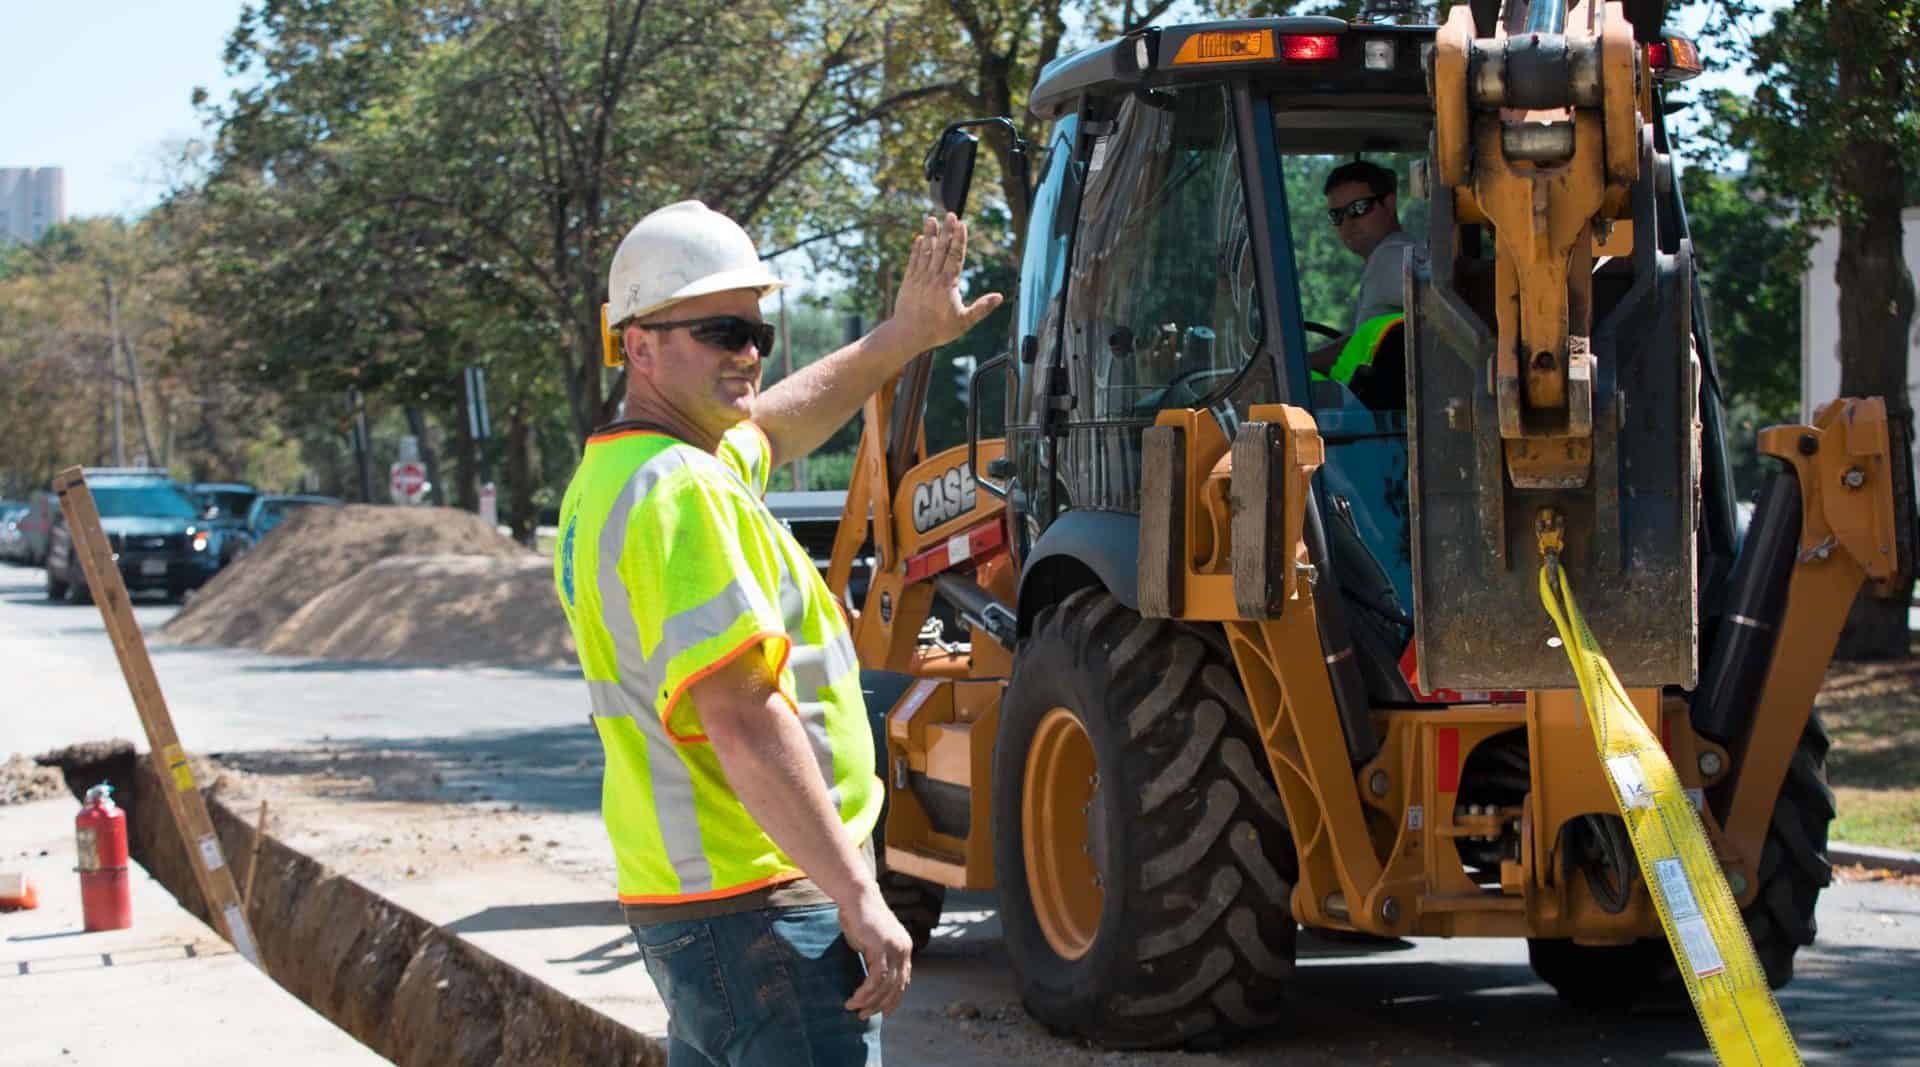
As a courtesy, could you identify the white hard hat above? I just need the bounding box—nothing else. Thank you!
[605,201,785,328]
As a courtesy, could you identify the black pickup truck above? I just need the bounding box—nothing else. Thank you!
[45,470,224,604]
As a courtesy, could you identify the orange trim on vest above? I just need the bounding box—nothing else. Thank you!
[617,869,809,905]
[589,428,671,446]
[657,629,797,745]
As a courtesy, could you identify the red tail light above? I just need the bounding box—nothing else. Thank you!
[1647,34,1702,81]
[1279,34,1339,62]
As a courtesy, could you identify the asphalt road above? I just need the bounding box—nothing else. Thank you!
[3,563,1916,1065]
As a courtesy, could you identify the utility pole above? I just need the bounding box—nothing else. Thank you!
[109,341,124,467]
[464,365,496,526]
[779,288,801,490]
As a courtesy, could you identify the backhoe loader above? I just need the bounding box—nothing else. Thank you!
[825,1,1905,1049]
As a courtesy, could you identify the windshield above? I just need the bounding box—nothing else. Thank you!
[1066,84,1262,419]
[93,484,198,519]
[199,490,256,519]
[257,499,323,528]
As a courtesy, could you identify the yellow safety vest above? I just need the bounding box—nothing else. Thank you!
[554,421,880,904]
[1311,312,1404,386]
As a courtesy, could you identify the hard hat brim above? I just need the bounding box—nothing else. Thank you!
[626,265,787,325]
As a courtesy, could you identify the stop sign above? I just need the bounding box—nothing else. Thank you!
[390,460,427,504]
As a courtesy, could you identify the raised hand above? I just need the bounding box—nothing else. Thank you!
[889,212,1004,353]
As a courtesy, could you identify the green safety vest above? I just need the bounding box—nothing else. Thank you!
[553,421,880,905]
[1311,312,1405,386]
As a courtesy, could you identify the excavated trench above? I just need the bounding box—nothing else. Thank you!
[44,742,660,1067]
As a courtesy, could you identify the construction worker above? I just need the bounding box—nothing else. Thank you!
[554,200,1001,1066]
[1309,159,1423,381]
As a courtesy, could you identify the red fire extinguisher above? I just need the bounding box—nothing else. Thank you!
[76,783,132,931]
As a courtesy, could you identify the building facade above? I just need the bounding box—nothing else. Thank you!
[0,167,68,244]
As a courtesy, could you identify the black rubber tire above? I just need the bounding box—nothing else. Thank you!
[879,871,946,954]
[1527,937,1678,1013]
[61,561,91,605]
[994,589,1297,1049]
[1743,713,1835,987]
[1528,716,1834,1009]
[45,567,66,601]
[860,671,948,954]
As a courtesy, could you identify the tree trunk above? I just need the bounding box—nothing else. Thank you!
[505,402,537,546]
[570,305,605,442]
[450,394,480,511]
[104,278,157,467]
[1830,1,1917,660]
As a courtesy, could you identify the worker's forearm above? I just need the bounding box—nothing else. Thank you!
[707,695,877,906]
[753,317,921,468]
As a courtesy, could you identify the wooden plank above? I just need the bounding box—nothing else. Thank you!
[1137,425,1185,618]
[51,466,261,967]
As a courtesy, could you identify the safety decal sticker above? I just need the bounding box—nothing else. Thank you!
[163,743,194,793]
[222,903,260,966]
[198,833,226,872]
[1605,754,1654,809]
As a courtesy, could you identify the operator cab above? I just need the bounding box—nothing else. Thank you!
[1009,17,1439,700]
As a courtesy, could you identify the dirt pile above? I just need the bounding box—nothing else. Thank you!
[264,554,573,669]
[162,504,570,669]
[0,754,69,806]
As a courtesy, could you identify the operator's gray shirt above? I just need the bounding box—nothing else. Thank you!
[1352,231,1425,332]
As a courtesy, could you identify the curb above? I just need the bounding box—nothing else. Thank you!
[1830,841,1920,876]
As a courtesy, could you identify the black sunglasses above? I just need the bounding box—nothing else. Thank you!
[1326,195,1380,227]
[640,315,776,357]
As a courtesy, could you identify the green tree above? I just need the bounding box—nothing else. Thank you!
[1679,169,1803,501]
[1702,0,1920,657]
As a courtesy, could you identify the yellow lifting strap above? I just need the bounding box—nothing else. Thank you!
[1536,524,1802,1067]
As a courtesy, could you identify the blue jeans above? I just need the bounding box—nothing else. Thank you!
[633,903,883,1067]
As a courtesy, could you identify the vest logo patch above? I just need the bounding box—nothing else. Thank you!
[560,517,578,606]
[910,463,977,534]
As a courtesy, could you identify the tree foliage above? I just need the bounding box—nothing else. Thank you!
[0,218,297,497]
[1697,0,1920,656]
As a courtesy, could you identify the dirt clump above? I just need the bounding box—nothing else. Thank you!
[163,504,540,662]
[262,554,572,669]
[0,753,69,806]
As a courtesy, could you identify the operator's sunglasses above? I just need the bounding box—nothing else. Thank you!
[640,315,776,358]
[1327,195,1380,227]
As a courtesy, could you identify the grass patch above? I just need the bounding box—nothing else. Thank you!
[1816,656,1920,851]
[1833,786,1920,852]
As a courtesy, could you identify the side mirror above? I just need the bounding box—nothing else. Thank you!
[925,127,979,217]
[967,352,1013,500]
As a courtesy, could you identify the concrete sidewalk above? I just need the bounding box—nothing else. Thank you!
[0,799,384,1066]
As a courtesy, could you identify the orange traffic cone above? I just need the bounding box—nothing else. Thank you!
[0,871,39,911]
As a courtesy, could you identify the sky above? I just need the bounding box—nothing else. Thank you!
[1,1,1770,224]
[1,1,250,220]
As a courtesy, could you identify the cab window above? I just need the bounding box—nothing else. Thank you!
[1063,85,1259,420]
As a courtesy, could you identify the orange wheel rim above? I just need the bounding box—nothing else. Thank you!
[1022,706,1103,960]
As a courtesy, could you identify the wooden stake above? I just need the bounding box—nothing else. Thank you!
[243,799,269,914]
[52,467,260,967]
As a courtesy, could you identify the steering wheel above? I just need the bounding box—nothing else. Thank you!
[1155,366,1240,410]
[1304,320,1343,340]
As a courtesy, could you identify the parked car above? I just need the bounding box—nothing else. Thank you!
[233,494,343,553]
[45,470,224,603]
[17,491,56,565]
[0,504,28,563]
[190,482,259,565]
